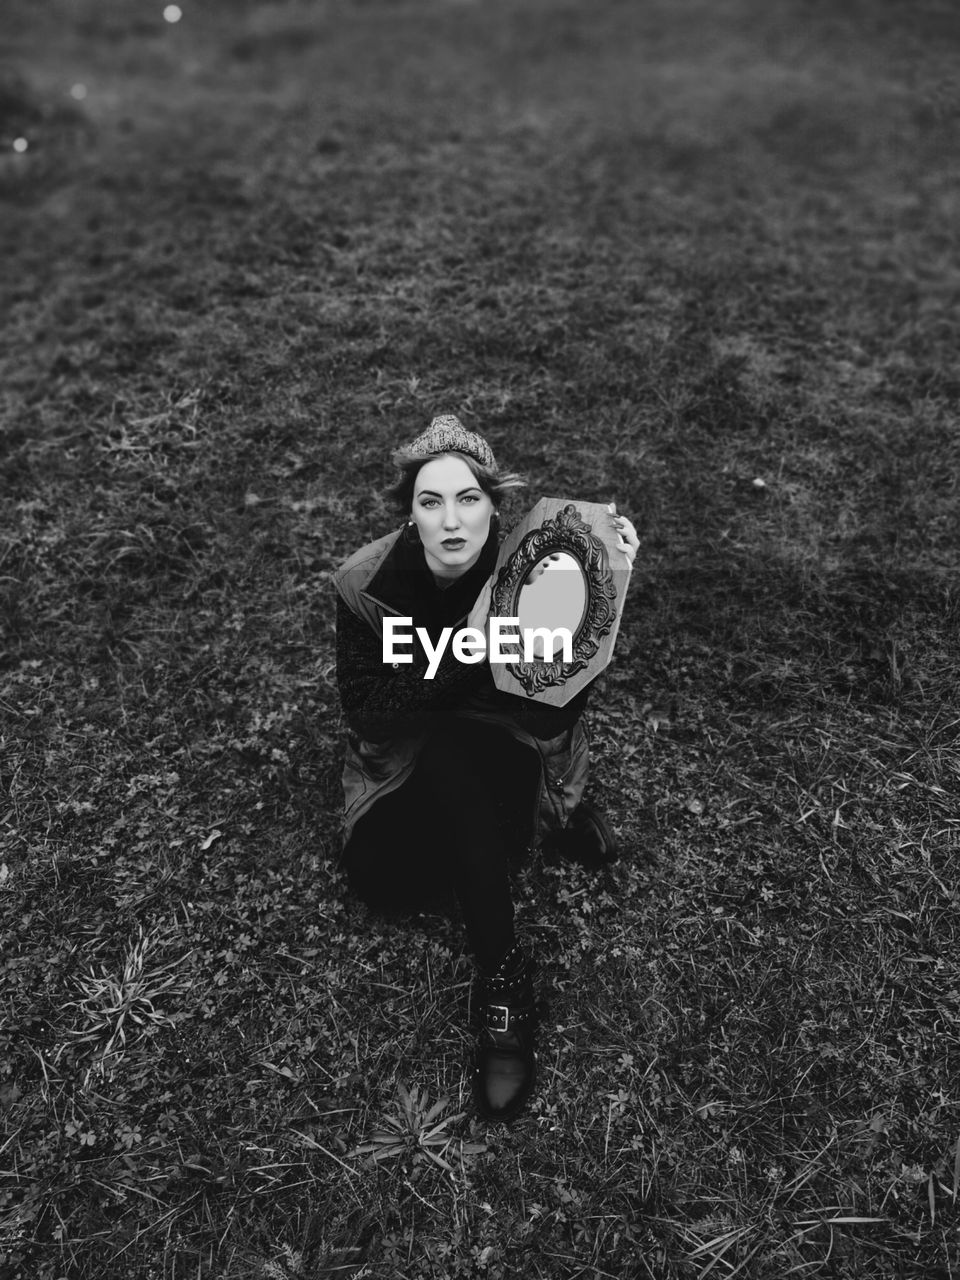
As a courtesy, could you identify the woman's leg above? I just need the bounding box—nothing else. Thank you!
[410,719,541,1119]
[343,718,542,1121]
[407,719,533,974]
[341,781,446,914]
[340,721,538,956]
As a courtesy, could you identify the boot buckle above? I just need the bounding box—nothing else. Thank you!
[486,1004,511,1032]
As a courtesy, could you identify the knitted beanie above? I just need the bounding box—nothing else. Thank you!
[402,413,497,470]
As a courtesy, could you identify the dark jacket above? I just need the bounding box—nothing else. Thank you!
[333,526,591,846]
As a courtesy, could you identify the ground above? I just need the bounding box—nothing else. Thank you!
[2,0,959,1276]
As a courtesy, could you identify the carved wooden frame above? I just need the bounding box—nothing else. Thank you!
[490,498,632,706]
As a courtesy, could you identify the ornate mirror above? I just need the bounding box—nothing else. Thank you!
[490,498,633,706]
[517,552,587,659]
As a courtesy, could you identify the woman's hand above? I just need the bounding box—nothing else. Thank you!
[607,503,638,566]
[467,573,495,635]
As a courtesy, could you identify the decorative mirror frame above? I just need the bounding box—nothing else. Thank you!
[490,498,633,706]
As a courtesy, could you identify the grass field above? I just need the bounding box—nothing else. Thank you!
[2,0,959,1276]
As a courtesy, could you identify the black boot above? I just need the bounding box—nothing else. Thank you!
[472,944,541,1123]
[543,799,620,868]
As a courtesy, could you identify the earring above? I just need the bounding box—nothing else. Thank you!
[491,511,501,534]
[403,520,420,545]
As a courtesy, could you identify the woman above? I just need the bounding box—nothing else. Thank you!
[333,414,638,1123]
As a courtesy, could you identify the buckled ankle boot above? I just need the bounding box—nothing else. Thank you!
[472,944,541,1123]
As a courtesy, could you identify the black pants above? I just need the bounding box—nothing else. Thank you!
[341,719,542,974]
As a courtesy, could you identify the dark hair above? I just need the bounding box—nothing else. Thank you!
[383,449,526,517]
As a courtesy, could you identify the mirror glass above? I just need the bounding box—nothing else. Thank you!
[516,551,586,661]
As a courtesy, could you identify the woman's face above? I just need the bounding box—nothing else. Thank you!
[410,454,495,581]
